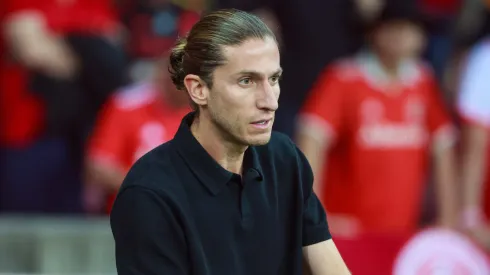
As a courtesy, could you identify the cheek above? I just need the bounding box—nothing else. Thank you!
[212,87,245,113]
[209,87,247,125]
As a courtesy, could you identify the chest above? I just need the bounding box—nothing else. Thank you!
[182,173,303,275]
[352,86,429,123]
[348,85,432,149]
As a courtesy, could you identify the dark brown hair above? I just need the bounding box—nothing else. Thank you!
[169,9,276,109]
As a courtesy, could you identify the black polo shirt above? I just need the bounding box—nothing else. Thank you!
[110,112,331,275]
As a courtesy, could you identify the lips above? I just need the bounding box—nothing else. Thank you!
[251,118,272,125]
[252,120,268,125]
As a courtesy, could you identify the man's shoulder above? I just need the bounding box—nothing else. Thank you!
[119,140,185,196]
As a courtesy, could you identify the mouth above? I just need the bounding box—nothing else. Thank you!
[251,118,273,129]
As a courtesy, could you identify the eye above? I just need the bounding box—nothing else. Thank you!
[239,77,253,86]
[270,75,281,85]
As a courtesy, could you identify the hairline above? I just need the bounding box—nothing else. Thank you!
[208,35,279,79]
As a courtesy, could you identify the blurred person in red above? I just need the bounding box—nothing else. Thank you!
[457,33,490,249]
[0,0,121,212]
[296,2,458,237]
[86,57,191,214]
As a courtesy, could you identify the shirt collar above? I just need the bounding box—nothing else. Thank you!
[174,112,264,195]
[356,50,422,89]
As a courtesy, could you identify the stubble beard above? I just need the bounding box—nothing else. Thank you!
[208,107,250,148]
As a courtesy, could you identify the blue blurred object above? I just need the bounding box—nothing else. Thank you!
[0,137,83,214]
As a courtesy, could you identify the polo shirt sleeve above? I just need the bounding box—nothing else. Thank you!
[110,186,189,275]
[292,142,332,246]
[457,44,490,128]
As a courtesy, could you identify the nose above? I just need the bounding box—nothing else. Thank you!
[257,82,279,111]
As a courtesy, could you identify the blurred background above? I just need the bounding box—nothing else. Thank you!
[1,0,490,274]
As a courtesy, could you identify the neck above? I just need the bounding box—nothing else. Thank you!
[190,113,247,175]
[375,51,402,79]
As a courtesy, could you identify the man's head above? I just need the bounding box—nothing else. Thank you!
[169,9,281,146]
[370,6,426,62]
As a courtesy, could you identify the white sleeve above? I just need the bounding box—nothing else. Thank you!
[457,43,490,127]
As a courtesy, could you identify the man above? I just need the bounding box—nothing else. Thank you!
[296,4,457,237]
[110,9,350,275]
[458,37,490,249]
[86,57,191,214]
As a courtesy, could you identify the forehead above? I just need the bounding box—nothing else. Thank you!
[220,38,280,74]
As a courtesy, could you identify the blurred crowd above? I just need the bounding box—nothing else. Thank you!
[1,0,490,258]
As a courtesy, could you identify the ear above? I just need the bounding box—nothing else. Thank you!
[184,74,209,107]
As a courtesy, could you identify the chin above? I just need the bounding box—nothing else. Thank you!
[246,132,272,146]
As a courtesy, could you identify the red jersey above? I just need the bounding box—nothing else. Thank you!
[457,40,490,218]
[88,82,191,213]
[0,0,117,147]
[300,52,453,234]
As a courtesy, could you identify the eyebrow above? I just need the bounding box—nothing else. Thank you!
[235,68,283,77]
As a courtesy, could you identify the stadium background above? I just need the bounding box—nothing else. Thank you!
[1,0,490,274]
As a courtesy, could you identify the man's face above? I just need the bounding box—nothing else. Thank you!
[205,37,281,146]
[373,20,426,60]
